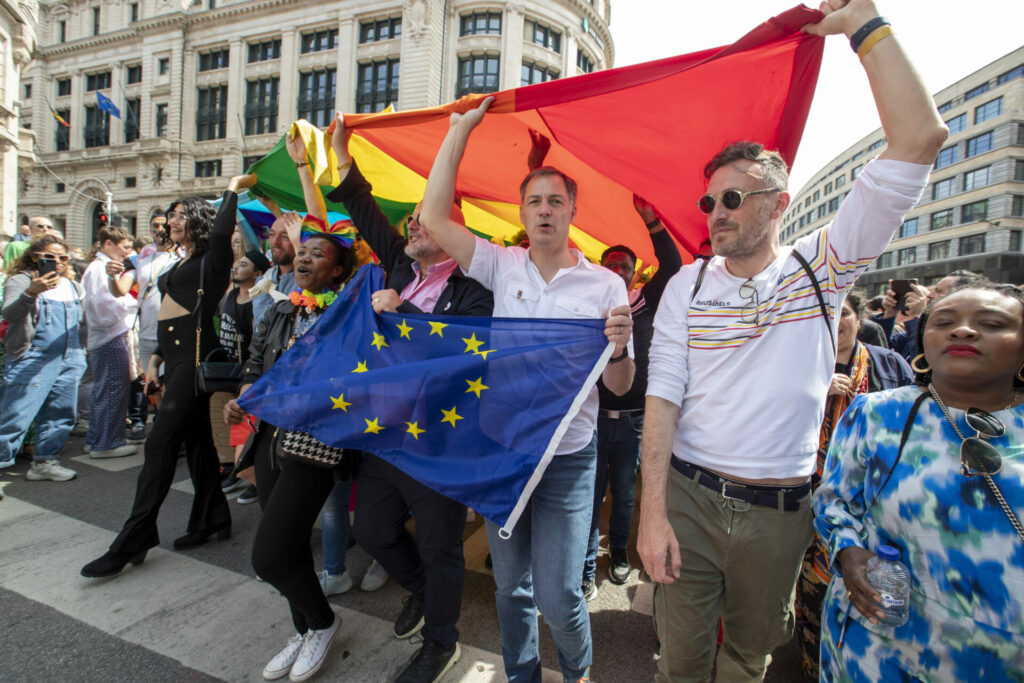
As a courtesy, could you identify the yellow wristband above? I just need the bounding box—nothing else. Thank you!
[857,25,893,60]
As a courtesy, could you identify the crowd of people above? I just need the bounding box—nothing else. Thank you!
[2,1,1023,682]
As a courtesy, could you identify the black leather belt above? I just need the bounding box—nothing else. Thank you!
[599,408,644,419]
[671,458,810,512]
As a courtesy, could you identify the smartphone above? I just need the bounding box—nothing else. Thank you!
[37,256,57,277]
[891,278,918,314]
[122,257,136,272]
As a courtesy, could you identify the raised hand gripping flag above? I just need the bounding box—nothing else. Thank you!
[238,266,612,535]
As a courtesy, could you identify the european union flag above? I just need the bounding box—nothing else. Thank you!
[239,266,612,535]
[96,91,121,119]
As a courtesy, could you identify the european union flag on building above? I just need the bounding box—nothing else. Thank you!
[96,91,121,119]
[239,266,612,535]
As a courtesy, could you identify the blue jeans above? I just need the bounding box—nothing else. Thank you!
[485,437,597,682]
[321,478,353,575]
[0,296,86,465]
[584,413,642,581]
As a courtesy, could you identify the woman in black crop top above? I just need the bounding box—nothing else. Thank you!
[82,174,257,578]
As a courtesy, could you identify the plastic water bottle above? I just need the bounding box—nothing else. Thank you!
[865,545,910,626]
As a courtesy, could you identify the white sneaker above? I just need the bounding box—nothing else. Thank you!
[26,461,77,482]
[90,445,138,459]
[317,569,353,596]
[71,420,89,436]
[360,559,389,592]
[83,444,91,454]
[289,608,342,682]
[262,633,305,680]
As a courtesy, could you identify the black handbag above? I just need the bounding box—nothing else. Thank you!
[275,428,360,478]
[192,254,244,395]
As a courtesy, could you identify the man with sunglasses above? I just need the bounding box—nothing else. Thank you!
[637,1,950,680]
[323,112,493,683]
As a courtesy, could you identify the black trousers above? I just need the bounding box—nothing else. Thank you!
[110,316,231,555]
[352,454,467,646]
[252,448,336,633]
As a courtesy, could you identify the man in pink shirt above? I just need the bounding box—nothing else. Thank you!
[324,113,493,683]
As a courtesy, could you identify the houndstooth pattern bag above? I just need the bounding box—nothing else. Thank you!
[277,429,347,469]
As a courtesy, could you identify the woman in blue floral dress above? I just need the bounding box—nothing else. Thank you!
[815,281,1024,682]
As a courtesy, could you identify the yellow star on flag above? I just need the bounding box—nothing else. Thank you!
[462,333,484,354]
[441,406,463,428]
[371,331,389,351]
[364,417,384,434]
[405,421,425,440]
[396,319,413,339]
[465,377,489,398]
[330,393,352,412]
[352,360,368,373]
[429,321,448,337]
[474,349,494,360]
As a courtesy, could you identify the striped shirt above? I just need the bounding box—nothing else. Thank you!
[647,158,931,480]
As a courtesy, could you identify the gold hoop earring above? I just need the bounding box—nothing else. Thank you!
[1017,365,1024,383]
[911,354,930,374]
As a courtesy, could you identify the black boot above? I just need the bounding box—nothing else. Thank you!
[81,549,148,578]
[172,523,231,550]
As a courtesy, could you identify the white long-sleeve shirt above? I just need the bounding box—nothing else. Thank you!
[82,252,135,350]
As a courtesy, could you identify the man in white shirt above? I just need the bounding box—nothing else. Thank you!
[81,226,138,459]
[637,2,949,681]
[419,101,634,683]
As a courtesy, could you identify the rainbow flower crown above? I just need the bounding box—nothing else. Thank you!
[301,214,356,248]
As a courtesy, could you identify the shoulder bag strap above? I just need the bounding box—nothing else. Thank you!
[790,248,835,355]
[688,257,712,304]
[194,255,207,370]
[871,389,929,505]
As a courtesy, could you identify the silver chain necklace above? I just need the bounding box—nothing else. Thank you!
[927,384,1024,543]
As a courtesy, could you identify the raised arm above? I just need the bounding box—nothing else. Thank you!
[635,195,682,309]
[418,98,494,270]
[286,132,327,223]
[803,0,947,165]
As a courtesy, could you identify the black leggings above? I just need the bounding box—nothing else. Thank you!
[110,316,230,554]
[252,447,336,633]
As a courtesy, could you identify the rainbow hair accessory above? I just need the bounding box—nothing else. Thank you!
[300,213,356,248]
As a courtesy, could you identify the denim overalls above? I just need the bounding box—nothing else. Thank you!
[0,290,87,464]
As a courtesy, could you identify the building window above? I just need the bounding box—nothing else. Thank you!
[355,59,399,113]
[946,114,966,136]
[1012,196,1023,217]
[835,174,846,189]
[158,58,170,75]
[298,68,336,128]
[974,97,1002,125]
[245,78,279,135]
[198,48,229,72]
[124,176,137,188]
[56,182,66,193]
[195,159,222,177]
[84,105,110,147]
[934,145,958,169]
[1010,230,1021,252]
[812,189,820,202]
[999,65,1024,85]
[804,196,812,208]
[931,208,954,230]
[964,82,989,101]
[928,241,949,261]
[460,12,500,36]
[876,251,893,269]
[155,103,168,137]
[301,28,338,53]
[932,177,956,200]
[59,20,66,42]
[456,54,499,98]
[959,234,985,256]
[816,205,827,219]
[851,164,863,180]
[827,197,840,213]
[23,83,31,99]
[936,101,952,114]
[130,3,138,22]
[1017,159,1024,181]
[525,20,561,53]
[243,154,264,170]
[961,199,988,223]
[360,18,402,42]
[124,98,140,143]
[86,71,111,91]
[521,61,558,86]
[55,109,70,151]
[126,64,142,84]
[868,139,886,151]
[248,39,281,63]
[897,247,916,265]
[963,166,990,192]
[824,181,832,195]
[576,49,595,73]
[196,85,228,141]
[899,217,919,238]
[57,78,71,97]
[965,132,993,158]
[92,6,101,35]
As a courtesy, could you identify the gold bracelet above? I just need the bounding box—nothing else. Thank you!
[337,161,352,172]
[857,25,893,60]
[294,160,309,168]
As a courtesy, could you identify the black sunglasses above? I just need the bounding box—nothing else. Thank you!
[697,188,780,215]
[960,408,1004,477]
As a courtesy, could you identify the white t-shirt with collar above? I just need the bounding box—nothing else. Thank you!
[466,236,630,455]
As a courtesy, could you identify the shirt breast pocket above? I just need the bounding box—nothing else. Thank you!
[555,296,600,319]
